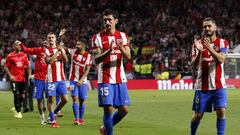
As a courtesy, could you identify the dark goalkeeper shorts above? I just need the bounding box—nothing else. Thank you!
[11,81,27,94]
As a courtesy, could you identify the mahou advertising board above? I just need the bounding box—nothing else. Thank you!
[91,79,240,90]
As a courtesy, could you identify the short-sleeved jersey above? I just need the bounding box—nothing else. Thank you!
[45,47,66,82]
[20,43,47,81]
[192,37,229,90]
[92,30,129,84]
[5,52,29,82]
[66,49,92,83]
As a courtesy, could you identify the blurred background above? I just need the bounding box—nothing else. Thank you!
[0,0,240,82]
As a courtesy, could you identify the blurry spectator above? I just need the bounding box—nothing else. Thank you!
[155,71,170,80]
[125,60,135,80]
[0,0,240,79]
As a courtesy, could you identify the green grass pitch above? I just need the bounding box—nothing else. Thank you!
[0,89,239,135]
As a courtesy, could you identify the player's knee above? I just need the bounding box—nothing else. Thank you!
[216,108,226,119]
[62,98,68,104]
[21,94,25,99]
[103,106,113,113]
[123,108,129,115]
[61,95,69,104]
[49,99,54,104]
[37,99,43,104]
[72,96,78,103]
[79,99,85,104]
[119,107,129,116]
[48,96,55,104]
[192,113,203,122]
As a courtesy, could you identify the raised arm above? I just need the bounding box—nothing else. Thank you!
[15,40,43,55]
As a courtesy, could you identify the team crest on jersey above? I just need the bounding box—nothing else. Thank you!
[116,39,123,45]
[16,61,23,67]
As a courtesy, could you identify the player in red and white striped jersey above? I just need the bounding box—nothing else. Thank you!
[192,38,228,91]
[45,32,69,128]
[92,30,129,84]
[66,41,92,125]
[19,29,66,124]
[190,17,229,135]
[67,41,92,83]
[92,9,131,135]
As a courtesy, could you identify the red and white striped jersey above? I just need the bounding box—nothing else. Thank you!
[192,37,229,90]
[45,47,66,82]
[92,30,129,84]
[66,49,92,83]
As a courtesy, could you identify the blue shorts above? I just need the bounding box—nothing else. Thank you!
[98,83,130,107]
[47,81,68,97]
[192,88,227,112]
[70,81,88,99]
[33,80,47,99]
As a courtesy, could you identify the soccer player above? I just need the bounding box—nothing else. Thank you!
[19,29,66,125]
[45,32,69,128]
[190,17,229,135]
[19,40,49,124]
[5,40,31,118]
[66,41,92,125]
[91,9,131,135]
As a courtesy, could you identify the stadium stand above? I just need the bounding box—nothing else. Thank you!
[0,0,239,80]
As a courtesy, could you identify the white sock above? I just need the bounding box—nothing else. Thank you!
[40,113,46,121]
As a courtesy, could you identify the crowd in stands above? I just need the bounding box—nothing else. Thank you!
[0,0,239,80]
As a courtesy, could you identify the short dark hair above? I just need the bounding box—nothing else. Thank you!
[103,9,118,19]
[203,17,217,25]
[47,32,55,35]
[76,41,86,46]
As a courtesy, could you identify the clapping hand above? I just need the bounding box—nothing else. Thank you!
[203,37,211,49]
[57,45,64,52]
[194,39,203,51]
[116,39,123,50]
[109,40,114,51]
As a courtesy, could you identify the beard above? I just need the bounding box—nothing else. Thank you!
[49,41,55,46]
[104,24,111,29]
[76,47,82,52]
[204,30,215,37]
